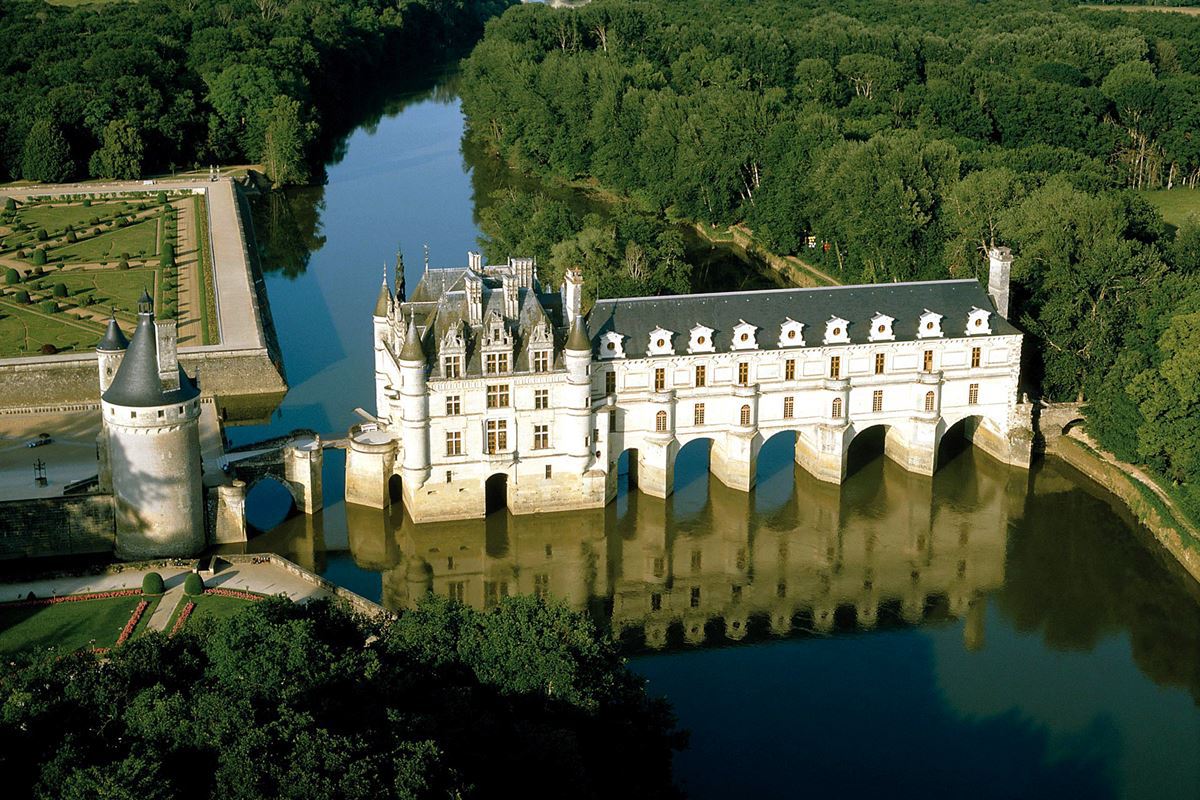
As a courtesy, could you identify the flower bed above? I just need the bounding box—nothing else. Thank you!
[1,589,140,609]
[116,600,149,646]
[169,602,195,637]
[203,588,265,602]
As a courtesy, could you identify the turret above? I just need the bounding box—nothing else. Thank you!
[987,246,1012,319]
[95,313,129,393]
[398,314,430,486]
[373,268,394,420]
[563,314,593,469]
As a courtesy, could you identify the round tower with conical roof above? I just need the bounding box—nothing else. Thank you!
[100,291,204,558]
[398,314,430,487]
[563,314,594,472]
[95,313,129,393]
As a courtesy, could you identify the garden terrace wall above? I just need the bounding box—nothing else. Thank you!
[0,495,115,560]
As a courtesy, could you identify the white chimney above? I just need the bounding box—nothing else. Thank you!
[465,271,484,325]
[562,266,583,326]
[467,251,483,272]
[987,246,1013,319]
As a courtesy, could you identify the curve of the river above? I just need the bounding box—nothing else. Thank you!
[231,68,1200,799]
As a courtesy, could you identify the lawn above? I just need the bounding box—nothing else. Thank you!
[165,592,263,633]
[51,217,159,263]
[0,297,103,356]
[0,594,157,656]
[50,265,159,312]
[1140,188,1200,230]
[16,201,129,235]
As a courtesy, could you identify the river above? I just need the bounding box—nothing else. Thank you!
[231,68,1200,799]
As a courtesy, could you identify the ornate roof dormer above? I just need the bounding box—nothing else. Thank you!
[647,327,675,356]
[917,310,944,339]
[778,318,805,348]
[966,307,991,335]
[599,330,625,360]
[687,325,715,354]
[869,313,895,342]
[823,316,850,345]
[731,319,758,350]
[481,310,512,349]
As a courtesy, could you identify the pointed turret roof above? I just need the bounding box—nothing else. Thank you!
[566,313,591,352]
[96,316,129,352]
[373,273,390,317]
[399,315,425,361]
[102,297,199,408]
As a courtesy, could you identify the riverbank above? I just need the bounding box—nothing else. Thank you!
[1050,430,1200,584]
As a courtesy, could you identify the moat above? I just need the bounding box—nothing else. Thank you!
[231,68,1200,799]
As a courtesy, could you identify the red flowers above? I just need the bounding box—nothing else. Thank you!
[2,589,140,609]
[116,600,149,646]
[204,588,264,602]
[170,602,195,637]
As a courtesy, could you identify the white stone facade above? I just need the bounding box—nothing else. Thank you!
[360,249,1033,523]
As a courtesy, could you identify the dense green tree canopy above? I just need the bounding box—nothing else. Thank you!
[0,596,682,800]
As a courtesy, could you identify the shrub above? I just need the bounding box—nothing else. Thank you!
[35,228,47,241]
[183,572,203,596]
[88,216,99,225]
[14,290,29,303]
[82,198,91,207]
[31,249,45,266]
[156,191,167,205]
[3,198,14,212]
[4,268,18,285]
[39,343,57,355]
[118,258,129,270]
[52,282,66,298]
[15,250,25,259]
[64,229,77,243]
[142,572,165,594]
[39,300,57,314]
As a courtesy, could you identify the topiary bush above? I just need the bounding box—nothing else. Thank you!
[142,572,165,595]
[35,228,47,241]
[14,289,29,304]
[118,258,129,270]
[52,282,66,298]
[3,198,15,212]
[82,198,91,208]
[4,268,18,285]
[183,572,204,596]
[39,300,57,314]
[39,343,57,355]
[31,249,45,266]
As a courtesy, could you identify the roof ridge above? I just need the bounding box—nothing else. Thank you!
[594,278,979,304]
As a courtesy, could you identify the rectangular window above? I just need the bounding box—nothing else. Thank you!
[969,383,980,405]
[448,581,465,603]
[783,396,794,419]
[694,403,705,425]
[533,573,549,599]
[605,370,616,394]
[608,411,616,432]
[831,397,843,419]
[650,592,662,611]
[486,419,508,453]
[534,388,549,410]
[485,352,509,375]
[157,410,164,418]
[738,362,749,385]
[690,587,701,608]
[654,367,666,392]
[445,395,461,415]
[830,356,841,379]
[484,581,508,609]
[443,356,461,379]
[446,470,453,483]
[486,384,510,409]
[545,464,553,479]
[691,551,702,572]
[445,430,462,457]
[872,389,883,413]
[534,424,550,450]
[653,557,664,578]
[971,347,981,368]
[875,353,885,375]
[785,359,796,381]
[923,350,934,372]
[533,350,549,372]
[695,365,706,387]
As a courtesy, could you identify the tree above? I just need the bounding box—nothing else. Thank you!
[4,268,18,285]
[88,120,145,180]
[21,120,74,183]
[1131,312,1200,485]
[31,249,45,266]
[261,96,313,185]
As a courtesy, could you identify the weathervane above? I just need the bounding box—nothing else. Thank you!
[423,242,429,273]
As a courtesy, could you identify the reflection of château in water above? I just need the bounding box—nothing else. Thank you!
[341,449,1025,652]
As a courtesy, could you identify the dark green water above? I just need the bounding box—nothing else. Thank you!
[233,69,1200,799]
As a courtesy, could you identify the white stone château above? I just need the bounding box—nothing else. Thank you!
[357,247,1032,522]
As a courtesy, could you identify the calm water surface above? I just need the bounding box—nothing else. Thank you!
[231,70,1200,799]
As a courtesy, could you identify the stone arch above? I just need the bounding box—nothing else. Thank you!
[843,422,895,479]
[484,471,509,516]
[752,428,799,499]
[937,411,1012,470]
[673,436,715,497]
[243,475,299,532]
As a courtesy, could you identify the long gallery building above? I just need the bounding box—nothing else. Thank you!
[351,248,1033,522]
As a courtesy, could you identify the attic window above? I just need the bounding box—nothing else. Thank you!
[698,336,706,344]
[740,333,749,342]
[925,322,934,330]
[787,330,796,340]
[657,338,665,348]
[833,327,842,336]
[974,318,982,327]
[877,325,885,333]
[606,342,614,351]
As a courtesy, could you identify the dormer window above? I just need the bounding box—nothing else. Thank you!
[485,352,510,375]
[647,327,675,357]
[599,331,625,360]
[917,310,944,339]
[869,313,894,342]
[966,307,992,335]
[688,325,715,354]
[778,318,805,348]
[731,320,758,351]
[823,317,850,345]
[532,350,550,372]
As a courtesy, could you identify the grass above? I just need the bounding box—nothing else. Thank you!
[0,296,104,356]
[0,594,150,656]
[16,201,128,235]
[194,194,218,344]
[45,265,158,313]
[50,217,158,263]
[163,591,262,633]
[1140,188,1200,230]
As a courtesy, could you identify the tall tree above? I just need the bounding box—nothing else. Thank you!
[88,119,145,180]
[21,120,74,183]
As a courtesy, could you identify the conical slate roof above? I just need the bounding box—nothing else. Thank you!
[399,315,425,361]
[373,277,390,317]
[96,317,129,352]
[566,314,591,352]
[102,300,199,408]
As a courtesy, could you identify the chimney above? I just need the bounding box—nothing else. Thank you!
[465,271,483,326]
[155,319,180,391]
[468,251,483,272]
[562,266,583,326]
[510,257,536,289]
[502,272,520,319]
[987,246,1012,319]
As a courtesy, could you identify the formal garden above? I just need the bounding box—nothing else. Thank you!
[0,190,217,358]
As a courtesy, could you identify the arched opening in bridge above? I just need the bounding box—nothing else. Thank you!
[245,477,297,533]
[388,473,403,503]
[484,472,508,516]
[1061,417,1086,437]
[616,447,640,495]
[673,438,713,518]
[937,416,984,470]
[845,424,891,480]
[755,430,797,515]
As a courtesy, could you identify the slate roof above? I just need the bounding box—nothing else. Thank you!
[102,306,200,408]
[96,317,129,352]
[585,279,1017,358]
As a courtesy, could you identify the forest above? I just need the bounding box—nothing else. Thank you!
[0,0,515,185]
[458,0,1200,520]
[0,596,683,799]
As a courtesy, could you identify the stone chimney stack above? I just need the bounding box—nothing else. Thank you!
[465,271,484,326]
[562,266,583,326]
[502,272,520,319]
[510,257,536,289]
[987,246,1013,319]
[155,319,180,391]
[467,251,483,272]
